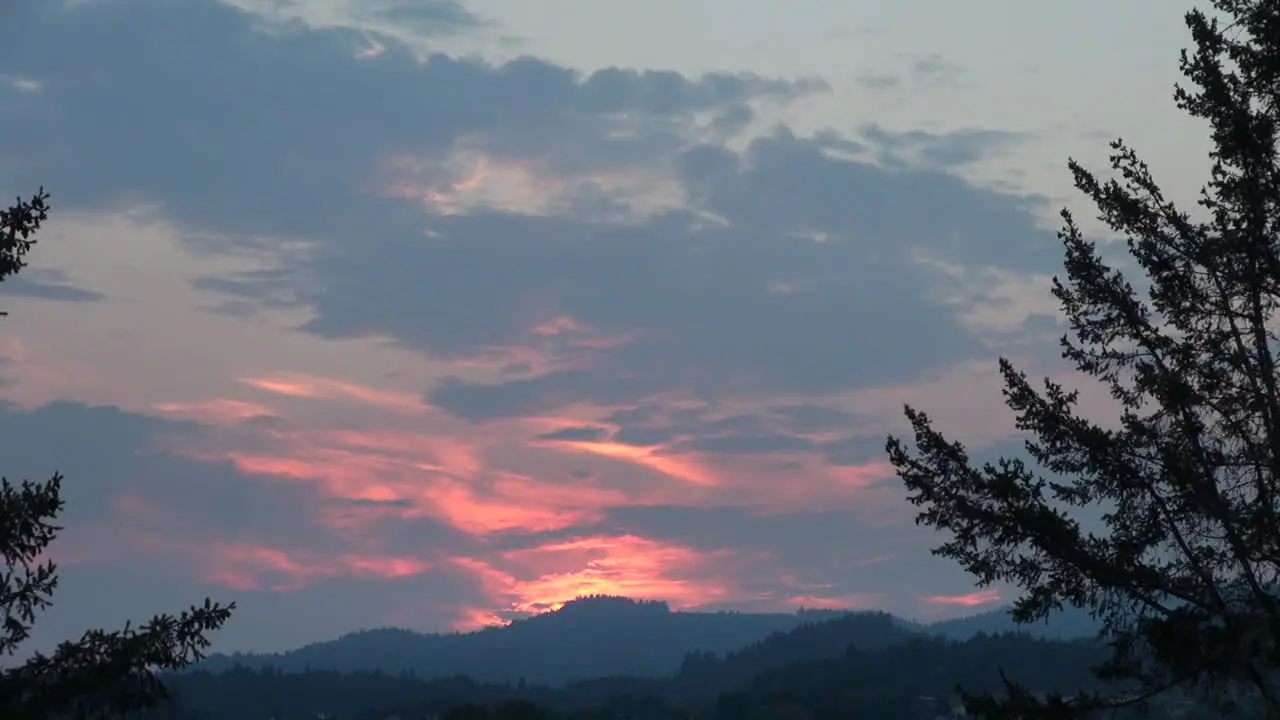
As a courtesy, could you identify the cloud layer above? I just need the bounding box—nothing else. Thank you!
[0,0,1085,652]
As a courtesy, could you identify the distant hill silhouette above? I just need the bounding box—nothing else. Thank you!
[192,595,1101,685]
[193,596,855,685]
[159,609,1132,719]
[925,604,1100,641]
[671,610,918,696]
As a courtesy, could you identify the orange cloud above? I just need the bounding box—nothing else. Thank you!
[521,405,898,513]
[185,403,897,547]
[97,494,432,592]
[786,594,884,611]
[0,335,106,408]
[525,315,636,350]
[535,434,894,513]
[490,471,629,511]
[923,588,1002,607]
[719,453,895,514]
[452,606,510,632]
[152,398,276,423]
[238,372,425,412]
[440,344,559,371]
[200,426,619,536]
[198,543,431,592]
[435,316,637,383]
[529,316,586,336]
[419,478,605,535]
[191,424,477,496]
[453,535,736,621]
[220,447,422,504]
[88,435,906,626]
[146,380,911,613]
[532,437,721,487]
[311,428,483,478]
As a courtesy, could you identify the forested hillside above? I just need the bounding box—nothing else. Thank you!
[142,600,1236,719]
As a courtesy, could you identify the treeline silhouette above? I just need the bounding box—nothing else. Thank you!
[138,597,1242,719]
[188,595,1097,686]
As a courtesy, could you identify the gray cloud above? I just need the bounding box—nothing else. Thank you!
[852,53,964,94]
[29,562,492,655]
[611,425,676,447]
[771,403,861,431]
[368,0,487,34]
[859,123,1029,169]
[532,425,610,442]
[0,0,1060,425]
[854,71,901,91]
[0,268,104,302]
[676,433,815,454]
[429,371,671,423]
[909,53,965,87]
[816,435,888,467]
[0,0,821,234]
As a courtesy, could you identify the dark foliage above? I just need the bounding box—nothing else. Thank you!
[0,188,48,315]
[886,1,1280,717]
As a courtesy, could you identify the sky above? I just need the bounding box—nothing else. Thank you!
[0,0,1215,654]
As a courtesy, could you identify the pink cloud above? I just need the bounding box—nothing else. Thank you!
[114,359,1011,627]
[418,477,609,535]
[152,398,277,423]
[238,372,426,413]
[784,594,884,611]
[155,382,904,552]
[923,588,1002,607]
[68,494,431,593]
[532,436,723,487]
[194,543,431,592]
[452,534,739,622]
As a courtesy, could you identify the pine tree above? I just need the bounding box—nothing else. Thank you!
[0,189,235,719]
[887,2,1280,717]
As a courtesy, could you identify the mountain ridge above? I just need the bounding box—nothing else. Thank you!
[192,595,1101,685]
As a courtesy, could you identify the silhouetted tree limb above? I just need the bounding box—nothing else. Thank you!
[0,188,48,316]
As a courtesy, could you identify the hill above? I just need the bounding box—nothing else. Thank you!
[193,596,1103,685]
[926,605,1100,641]
[192,596,857,685]
[154,616,1166,720]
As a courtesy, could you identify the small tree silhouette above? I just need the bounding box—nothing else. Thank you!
[0,189,235,719]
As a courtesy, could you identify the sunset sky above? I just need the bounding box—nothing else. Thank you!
[0,0,1212,654]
